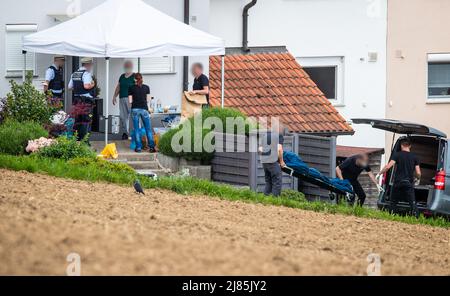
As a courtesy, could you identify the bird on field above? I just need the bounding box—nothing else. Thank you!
[134,180,145,195]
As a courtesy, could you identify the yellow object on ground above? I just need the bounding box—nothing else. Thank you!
[100,143,119,159]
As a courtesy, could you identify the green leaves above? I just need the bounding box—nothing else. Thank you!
[36,135,96,161]
[0,120,48,155]
[5,77,53,125]
[158,107,253,163]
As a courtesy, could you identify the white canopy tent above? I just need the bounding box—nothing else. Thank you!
[23,0,226,144]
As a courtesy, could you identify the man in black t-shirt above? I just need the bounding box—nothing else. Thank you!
[190,63,210,107]
[336,154,380,206]
[379,137,421,217]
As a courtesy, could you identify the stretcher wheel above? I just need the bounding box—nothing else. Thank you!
[329,193,336,201]
[346,193,356,205]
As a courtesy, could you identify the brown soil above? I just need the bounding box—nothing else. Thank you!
[0,169,448,275]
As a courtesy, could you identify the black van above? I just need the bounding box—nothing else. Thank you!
[352,119,449,217]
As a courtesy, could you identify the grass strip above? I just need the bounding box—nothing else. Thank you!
[0,154,448,228]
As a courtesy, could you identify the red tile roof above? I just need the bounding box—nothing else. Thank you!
[209,53,354,135]
[336,145,385,158]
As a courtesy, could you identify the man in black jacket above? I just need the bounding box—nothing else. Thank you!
[336,153,380,206]
[378,137,422,217]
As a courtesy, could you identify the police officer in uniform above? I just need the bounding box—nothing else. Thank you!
[68,57,96,142]
[44,55,65,99]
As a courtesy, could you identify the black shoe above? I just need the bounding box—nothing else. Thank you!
[122,133,129,140]
[149,147,157,153]
[135,149,142,153]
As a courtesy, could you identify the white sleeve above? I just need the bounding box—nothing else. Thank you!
[45,68,54,82]
[68,77,74,89]
[83,72,93,84]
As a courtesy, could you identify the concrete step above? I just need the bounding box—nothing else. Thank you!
[117,152,156,162]
[136,169,170,178]
[90,140,132,153]
[127,161,160,170]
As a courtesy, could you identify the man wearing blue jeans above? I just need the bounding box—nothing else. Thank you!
[128,73,156,153]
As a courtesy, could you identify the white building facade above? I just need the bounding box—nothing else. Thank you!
[0,0,210,124]
[209,0,388,149]
[1,0,388,148]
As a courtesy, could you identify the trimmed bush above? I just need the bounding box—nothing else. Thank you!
[0,120,48,155]
[157,127,182,158]
[194,107,256,135]
[4,73,53,125]
[68,157,136,175]
[37,136,95,161]
[158,124,214,162]
[158,108,254,163]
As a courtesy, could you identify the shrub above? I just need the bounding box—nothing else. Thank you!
[68,157,135,175]
[4,73,53,124]
[0,120,48,155]
[281,189,307,203]
[37,135,95,161]
[158,108,255,163]
[194,107,256,135]
[158,127,182,158]
[0,97,6,124]
[158,124,214,163]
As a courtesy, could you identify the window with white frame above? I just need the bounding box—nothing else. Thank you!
[297,56,344,105]
[428,54,450,100]
[132,57,175,74]
[5,24,37,77]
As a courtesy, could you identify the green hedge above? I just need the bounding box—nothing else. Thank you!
[0,120,48,155]
[196,107,256,135]
[37,135,96,161]
[4,73,53,124]
[158,107,253,162]
[158,124,213,162]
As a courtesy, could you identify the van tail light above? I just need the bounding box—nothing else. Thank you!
[381,173,387,186]
[434,170,446,191]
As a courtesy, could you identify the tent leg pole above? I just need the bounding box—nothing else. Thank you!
[105,57,110,145]
[221,55,225,108]
[138,58,141,73]
[22,50,27,82]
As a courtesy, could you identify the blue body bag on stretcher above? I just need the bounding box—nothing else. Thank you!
[283,151,354,194]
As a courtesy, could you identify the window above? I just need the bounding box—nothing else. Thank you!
[428,54,450,100]
[297,56,344,105]
[132,57,175,74]
[303,66,337,100]
[5,24,37,77]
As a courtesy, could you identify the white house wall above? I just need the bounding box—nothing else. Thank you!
[210,0,387,149]
[0,0,210,116]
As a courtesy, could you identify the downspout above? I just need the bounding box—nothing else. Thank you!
[242,0,258,52]
[183,0,190,91]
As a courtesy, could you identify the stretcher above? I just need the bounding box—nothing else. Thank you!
[281,152,356,203]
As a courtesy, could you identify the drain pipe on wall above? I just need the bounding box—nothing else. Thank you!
[183,0,190,91]
[243,0,258,52]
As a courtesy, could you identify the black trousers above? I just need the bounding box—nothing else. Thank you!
[391,180,418,216]
[349,180,366,206]
[263,163,283,197]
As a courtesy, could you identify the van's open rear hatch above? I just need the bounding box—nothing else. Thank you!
[352,119,447,138]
